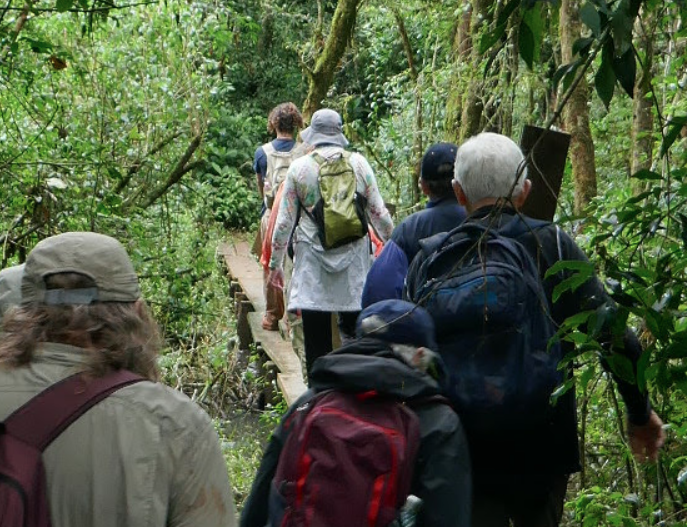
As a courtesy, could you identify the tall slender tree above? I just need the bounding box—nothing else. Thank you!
[630,10,655,178]
[460,0,493,142]
[560,0,597,213]
[445,4,472,142]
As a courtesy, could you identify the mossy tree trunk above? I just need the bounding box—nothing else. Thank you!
[560,0,597,213]
[460,0,493,142]
[445,5,472,142]
[302,0,362,121]
[393,7,423,205]
[630,10,655,179]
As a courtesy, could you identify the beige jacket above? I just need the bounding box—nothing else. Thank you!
[0,342,237,527]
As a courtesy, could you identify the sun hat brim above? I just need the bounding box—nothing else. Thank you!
[301,125,349,148]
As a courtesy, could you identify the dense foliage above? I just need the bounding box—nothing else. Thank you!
[2,0,687,521]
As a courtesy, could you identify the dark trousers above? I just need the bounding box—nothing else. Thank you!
[472,475,569,527]
[301,310,359,381]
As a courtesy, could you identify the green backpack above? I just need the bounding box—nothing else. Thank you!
[304,151,368,250]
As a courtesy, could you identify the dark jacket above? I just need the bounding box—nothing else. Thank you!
[404,206,650,489]
[362,197,466,307]
[240,338,472,527]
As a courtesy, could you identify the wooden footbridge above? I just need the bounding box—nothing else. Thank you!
[217,238,308,406]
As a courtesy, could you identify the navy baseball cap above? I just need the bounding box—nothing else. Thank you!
[420,142,458,181]
[355,299,437,351]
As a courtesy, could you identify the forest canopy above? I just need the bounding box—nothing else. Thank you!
[2,0,687,523]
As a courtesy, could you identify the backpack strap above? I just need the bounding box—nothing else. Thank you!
[262,142,275,156]
[3,370,144,452]
[287,199,302,260]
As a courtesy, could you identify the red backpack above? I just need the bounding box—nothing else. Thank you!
[0,370,143,527]
[269,390,421,527]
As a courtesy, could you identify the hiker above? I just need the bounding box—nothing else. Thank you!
[240,299,472,527]
[0,232,237,526]
[0,263,24,317]
[267,108,393,379]
[404,132,664,527]
[362,143,466,306]
[254,102,305,331]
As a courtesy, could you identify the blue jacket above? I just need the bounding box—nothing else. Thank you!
[362,197,466,307]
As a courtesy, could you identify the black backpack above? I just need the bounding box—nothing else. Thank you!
[406,219,563,436]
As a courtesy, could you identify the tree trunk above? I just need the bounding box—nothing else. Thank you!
[460,0,492,142]
[302,0,362,121]
[445,5,472,142]
[559,0,597,213]
[393,8,423,205]
[630,11,655,179]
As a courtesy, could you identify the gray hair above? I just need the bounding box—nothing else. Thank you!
[390,344,437,373]
[453,132,528,204]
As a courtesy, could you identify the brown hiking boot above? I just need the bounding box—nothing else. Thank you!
[262,313,279,331]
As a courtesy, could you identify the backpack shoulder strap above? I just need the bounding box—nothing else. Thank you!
[3,370,144,452]
[418,231,452,258]
[311,152,326,166]
[262,142,275,156]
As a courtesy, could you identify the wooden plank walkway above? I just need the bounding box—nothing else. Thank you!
[218,239,307,406]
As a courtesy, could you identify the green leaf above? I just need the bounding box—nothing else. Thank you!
[580,3,601,36]
[573,37,594,57]
[595,41,616,109]
[497,0,522,27]
[479,0,520,54]
[22,38,53,54]
[579,364,597,391]
[545,259,595,279]
[521,3,543,66]
[553,59,583,91]
[605,353,636,384]
[610,0,634,56]
[56,0,74,12]
[659,115,687,157]
[479,24,508,55]
[552,266,595,303]
[636,349,651,392]
[519,22,535,69]
[550,378,575,405]
[630,169,662,181]
[612,48,636,98]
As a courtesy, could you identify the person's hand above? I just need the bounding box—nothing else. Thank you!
[627,410,665,462]
[268,267,284,291]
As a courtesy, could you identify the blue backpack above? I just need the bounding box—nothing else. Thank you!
[407,219,562,436]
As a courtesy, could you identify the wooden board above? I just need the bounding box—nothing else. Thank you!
[519,125,571,222]
[247,312,302,376]
[277,373,308,406]
[218,240,266,313]
[219,239,308,406]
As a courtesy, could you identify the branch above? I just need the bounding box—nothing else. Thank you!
[113,131,182,194]
[2,1,156,12]
[137,135,203,209]
[392,7,417,81]
[0,0,33,64]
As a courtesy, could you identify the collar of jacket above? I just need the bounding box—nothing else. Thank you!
[426,195,458,209]
[309,337,447,399]
[469,203,518,219]
[32,342,90,368]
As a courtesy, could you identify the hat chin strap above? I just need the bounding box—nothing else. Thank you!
[42,287,99,305]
